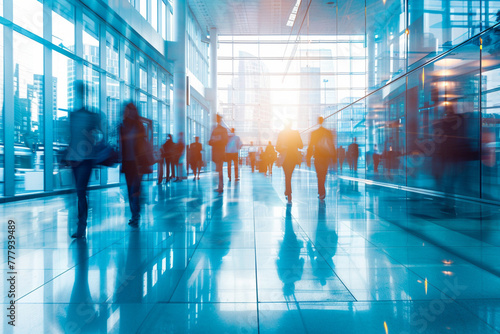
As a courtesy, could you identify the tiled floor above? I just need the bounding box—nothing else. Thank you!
[2,167,500,333]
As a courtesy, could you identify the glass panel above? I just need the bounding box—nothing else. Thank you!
[14,0,43,36]
[0,26,3,195]
[139,93,147,117]
[161,0,167,40]
[140,0,147,19]
[14,33,44,194]
[140,67,147,91]
[53,52,74,190]
[107,77,121,184]
[408,0,481,68]
[366,0,406,91]
[152,65,158,97]
[52,0,75,52]
[483,0,500,29]
[83,14,100,65]
[406,40,480,197]
[152,0,158,31]
[84,66,100,111]
[106,32,119,76]
[481,30,500,200]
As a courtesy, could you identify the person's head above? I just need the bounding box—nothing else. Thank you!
[216,114,222,124]
[268,141,272,145]
[353,137,357,143]
[178,132,184,141]
[74,81,87,110]
[231,128,235,134]
[250,141,254,146]
[123,102,139,123]
[167,134,172,140]
[318,116,324,125]
[195,136,199,143]
[339,145,343,149]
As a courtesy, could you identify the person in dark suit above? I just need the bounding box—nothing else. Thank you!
[189,136,203,180]
[158,134,174,184]
[120,103,146,227]
[276,121,303,204]
[264,141,277,176]
[306,117,336,200]
[67,81,102,239]
[209,115,229,193]
[348,137,359,172]
[338,145,346,172]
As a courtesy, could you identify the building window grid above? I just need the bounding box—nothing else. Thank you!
[1,0,172,196]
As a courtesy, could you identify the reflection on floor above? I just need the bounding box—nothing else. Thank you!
[2,167,500,333]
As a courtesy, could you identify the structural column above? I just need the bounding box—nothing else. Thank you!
[173,0,187,178]
[3,0,14,196]
[208,27,218,167]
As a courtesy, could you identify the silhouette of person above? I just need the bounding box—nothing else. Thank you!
[348,137,359,172]
[158,134,174,184]
[248,141,257,173]
[209,114,229,193]
[226,128,243,181]
[276,205,304,299]
[264,141,277,176]
[306,117,336,200]
[338,145,346,172]
[189,136,203,180]
[373,144,381,172]
[120,103,146,227]
[66,81,102,239]
[276,121,303,204]
[173,132,185,182]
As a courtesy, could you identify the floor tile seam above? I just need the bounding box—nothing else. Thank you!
[13,236,126,303]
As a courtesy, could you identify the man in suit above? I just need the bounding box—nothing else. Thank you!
[66,81,101,238]
[348,137,359,172]
[209,115,229,193]
[306,117,336,200]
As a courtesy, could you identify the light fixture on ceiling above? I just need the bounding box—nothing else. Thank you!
[286,0,302,27]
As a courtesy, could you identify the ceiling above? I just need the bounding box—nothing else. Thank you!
[188,0,367,36]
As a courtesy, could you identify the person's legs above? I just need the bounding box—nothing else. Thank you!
[315,161,328,198]
[227,156,232,180]
[216,161,223,191]
[283,162,295,198]
[234,154,239,179]
[72,160,93,234]
[158,159,164,184]
[170,160,176,179]
[130,172,142,221]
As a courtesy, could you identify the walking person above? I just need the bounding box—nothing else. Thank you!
[264,141,277,176]
[276,121,303,204]
[248,141,257,172]
[338,145,346,172]
[189,136,203,180]
[209,115,229,193]
[306,117,336,201]
[174,132,185,182]
[67,81,102,239]
[162,134,176,182]
[348,137,359,172]
[226,128,243,181]
[120,103,147,227]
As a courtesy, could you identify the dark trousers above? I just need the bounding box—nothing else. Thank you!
[158,158,165,183]
[249,153,256,172]
[215,161,223,190]
[373,154,380,172]
[314,159,329,197]
[123,161,142,220]
[191,159,201,176]
[227,153,239,179]
[283,161,296,196]
[267,162,273,175]
[72,160,93,229]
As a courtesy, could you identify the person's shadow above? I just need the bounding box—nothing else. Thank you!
[65,239,99,333]
[276,205,304,299]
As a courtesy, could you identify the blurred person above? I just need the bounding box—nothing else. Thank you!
[338,145,346,172]
[189,136,203,180]
[226,128,243,181]
[173,132,185,182]
[163,134,176,182]
[120,103,147,227]
[276,120,303,204]
[348,137,359,172]
[209,114,229,193]
[306,117,336,200]
[373,144,381,173]
[264,141,277,176]
[67,81,102,238]
[248,141,257,172]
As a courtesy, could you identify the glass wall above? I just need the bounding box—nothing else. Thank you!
[1,0,173,197]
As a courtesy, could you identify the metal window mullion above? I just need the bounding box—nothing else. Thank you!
[99,23,108,186]
[44,0,54,192]
[3,0,14,196]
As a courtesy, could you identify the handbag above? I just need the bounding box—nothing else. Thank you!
[93,141,120,167]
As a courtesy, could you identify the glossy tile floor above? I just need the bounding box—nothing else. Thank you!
[2,167,500,333]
